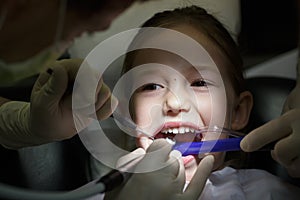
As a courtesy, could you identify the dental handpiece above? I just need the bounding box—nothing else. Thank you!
[96,152,144,192]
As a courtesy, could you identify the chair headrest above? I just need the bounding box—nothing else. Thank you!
[245,76,296,131]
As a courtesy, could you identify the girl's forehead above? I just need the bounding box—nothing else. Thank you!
[129,26,217,65]
[130,48,219,77]
[129,25,226,73]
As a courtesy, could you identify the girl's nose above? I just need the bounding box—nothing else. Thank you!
[163,91,191,115]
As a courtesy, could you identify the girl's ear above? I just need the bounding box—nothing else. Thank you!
[231,91,253,130]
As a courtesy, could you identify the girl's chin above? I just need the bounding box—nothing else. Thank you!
[182,155,196,166]
[183,155,199,182]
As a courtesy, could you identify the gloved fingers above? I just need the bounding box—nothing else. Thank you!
[116,148,145,169]
[72,92,116,132]
[282,83,300,113]
[271,134,299,166]
[33,69,52,92]
[57,59,82,83]
[240,114,292,152]
[38,59,83,111]
[283,156,300,178]
[169,150,185,189]
[146,139,172,152]
[35,58,82,96]
[271,146,300,178]
[137,136,154,150]
[72,100,111,130]
[35,64,69,105]
[94,81,118,120]
[72,111,93,133]
[282,94,293,113]
[141,150,183,182]
[146,139,173,161]
[95,82,111,110]
[270,120,300,174]
[95,77,104,96]
[72,60,102,112]
[96,95,118,120]
[134,139,173,172]
[182,155,214,200]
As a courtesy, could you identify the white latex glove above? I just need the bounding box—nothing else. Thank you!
[241,81,300,177]
[105,139,214,200]
[0,59,117,149]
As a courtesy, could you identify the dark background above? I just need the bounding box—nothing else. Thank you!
[239,0,299,68]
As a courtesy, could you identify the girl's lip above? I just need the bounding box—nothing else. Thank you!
[182,155,196,166]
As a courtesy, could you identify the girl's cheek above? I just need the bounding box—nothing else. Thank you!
[198,93,227,127]
[132,98,155,128]
[196,97,212,125]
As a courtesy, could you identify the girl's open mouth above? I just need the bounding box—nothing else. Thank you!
[151,123,205,166]
[154,126,203,143]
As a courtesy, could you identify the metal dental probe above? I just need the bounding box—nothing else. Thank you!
[111,112,154,140]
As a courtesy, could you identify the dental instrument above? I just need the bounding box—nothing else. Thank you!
[173,137,243,156]
[110,115,274,156]
[172,126,275,156]
[0,148,144,200]
[111,112,154,140]
[97,151,145,191]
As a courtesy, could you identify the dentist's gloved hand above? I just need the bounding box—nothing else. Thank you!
[104,139,214,200]
[241,81,300,177]
[0,59,117,149]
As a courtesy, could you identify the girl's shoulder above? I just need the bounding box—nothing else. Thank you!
[200,167,300,200]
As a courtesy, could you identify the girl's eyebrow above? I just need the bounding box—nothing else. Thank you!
[183,65,219,77]
[132,68,159,77]
[133,64,220,78]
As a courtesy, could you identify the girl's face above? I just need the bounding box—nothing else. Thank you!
[126,25,242,181]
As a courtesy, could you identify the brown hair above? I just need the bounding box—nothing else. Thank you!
[67,0,148,13]
[123,5,245,95]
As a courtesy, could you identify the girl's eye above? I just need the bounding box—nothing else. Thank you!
[141,83,164,91]
[191,79,208,87]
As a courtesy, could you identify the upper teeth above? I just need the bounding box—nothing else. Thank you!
[161,127,195,134]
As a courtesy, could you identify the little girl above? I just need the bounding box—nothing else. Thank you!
[103,6,300,200]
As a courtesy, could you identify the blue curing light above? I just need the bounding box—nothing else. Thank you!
[173,137,243,156]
